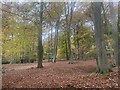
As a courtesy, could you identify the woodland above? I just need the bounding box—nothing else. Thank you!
[1,1,120,88]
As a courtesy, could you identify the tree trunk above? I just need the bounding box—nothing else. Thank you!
[109,2,118,66]
[73,28,77,60]
[77,38,80,60]
[64,31,69,60]
[67,17,72,62]
[118,2,120,86]
[52,19,60,63]
[74,24,81,60]
[102,3,116,66]
[50,23,53,59]
[65,2,75,64]
[92,2,109,74]
[118,1,120,66]
[37,2,43,68]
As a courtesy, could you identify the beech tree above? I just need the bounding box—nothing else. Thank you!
[37,2,44,68]
[92,2,109,74]
[16,2,44,68]
[2,2,118,73]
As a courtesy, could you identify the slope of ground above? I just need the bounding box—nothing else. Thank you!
[2,60,118,88]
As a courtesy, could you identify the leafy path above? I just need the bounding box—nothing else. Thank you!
[2,60,118,88]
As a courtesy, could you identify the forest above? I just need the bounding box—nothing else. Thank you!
[1,1,120,88]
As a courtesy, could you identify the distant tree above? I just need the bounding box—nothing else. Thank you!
[109,2,118,66]
[101,3,115,66]
[65,2,75,64]
[51,3,63,63]
[118,1,120,66]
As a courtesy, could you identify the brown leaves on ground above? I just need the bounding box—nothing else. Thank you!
[2,60,118,88]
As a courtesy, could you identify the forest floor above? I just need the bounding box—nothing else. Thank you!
[2,60,119,88]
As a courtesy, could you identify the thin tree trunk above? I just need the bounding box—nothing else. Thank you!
[64,31,69,60]
[76,25,80,60]
[118,1,120,66]
[65,2,75,64]
[52,19,60,63]
[67,24,72,63]
[109,2,118,66]
[65,3,70,61]
[76,37,80,59]
[37,2,43,68]
[50,23,53,59]
[73,28,77,60]
[47,24,51,61]
[101,3,116,66]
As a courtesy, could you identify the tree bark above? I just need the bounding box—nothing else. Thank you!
[101,3,116,67]
[92,2,109,74]
[37,2,44,68]
[73,28,77,60]
[65,2,75,64]
[109,2,118,66]
[52,19,60,63]
[50,23,53,59]
[118,1,120,66]
[64,31,69,60]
